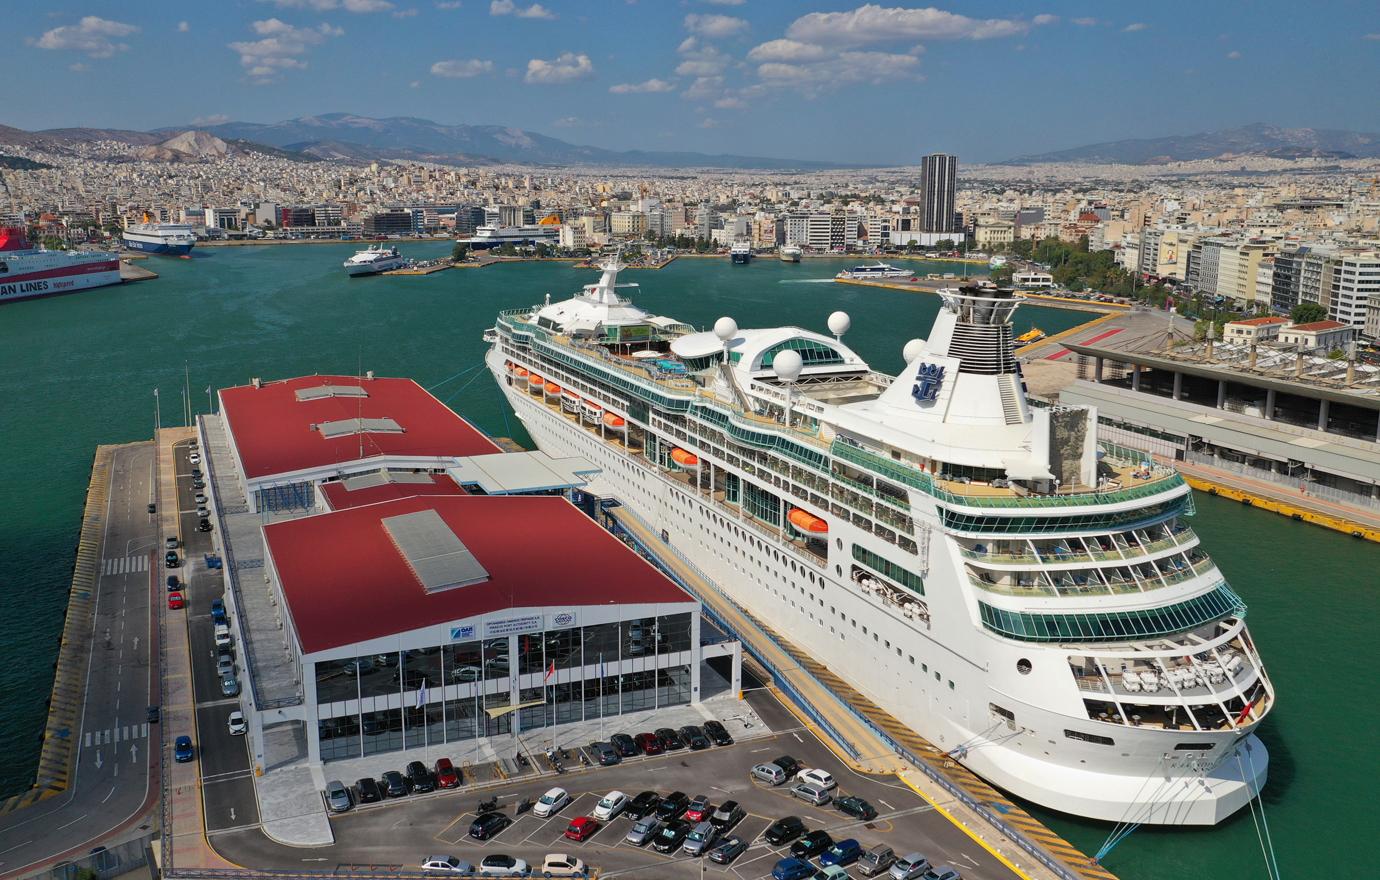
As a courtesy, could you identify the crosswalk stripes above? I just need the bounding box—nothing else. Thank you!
[101,555,149,576]
[82,724,150,749]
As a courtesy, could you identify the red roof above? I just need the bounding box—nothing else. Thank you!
[263,495,693,654]
[1228,316,1287,326]
[319,472,467,511]
[1287,320,1347,332]
[220,375,500,480]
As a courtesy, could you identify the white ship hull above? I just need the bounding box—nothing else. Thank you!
[344,257,407,276]
[487,345,1268,825]
[0,264,123,303]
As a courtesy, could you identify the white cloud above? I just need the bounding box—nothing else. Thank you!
[683,75,724,99]
[714,95,746,109]
[524,51,593,83]
[684,13,748,38]
[410,80,420,87]
[228,19,342,82]
[178,21,190,32]
[785,5,1032,46]
[1032,14,1058,26]
[551,116,581,128]
[757,49,920,96]
[261,0,395,11]
[675,41,729,76]
[192,114,231,125]
[1363,33,1380,40]
[705,0,745,5]
[610,78,675,93]
[1226,50,1241,60]
[436,0,463,7]
[747,39,830,63]
[69,62,89,72]
[699,117,720,128]
[34,16,139,58]
[430,58,494,77]
[393,8,419,17]
[491,0,555,19]
[1072,17,1098,26]
[1123,22,1148,32]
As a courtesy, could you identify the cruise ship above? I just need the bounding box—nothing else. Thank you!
[779,244,803,263]
[122,223,196,256]
[488,257,1274,825]
[343,244,407,276]
[836,262,914,280]
[457,224,559,250]
[0,227,122,303]
[730,241,753,264]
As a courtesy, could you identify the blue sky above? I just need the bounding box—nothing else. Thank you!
[12,1,1380,164]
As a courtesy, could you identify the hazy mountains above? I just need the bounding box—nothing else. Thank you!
[1005,124,1380,165]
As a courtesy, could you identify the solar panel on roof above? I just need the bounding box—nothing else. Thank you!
[294,385,369,401]
[382,509,488,593]
[316,417,403,438]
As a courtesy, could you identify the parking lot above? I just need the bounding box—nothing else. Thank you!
[213,687,1018,880]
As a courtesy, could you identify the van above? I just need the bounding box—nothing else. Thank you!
[791,781,833,807]
[751,763,787,785]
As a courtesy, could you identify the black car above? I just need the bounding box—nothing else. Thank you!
[589,741,620,766]
[709,800,745,831]
[763,815,807,845]
[166,575,180,593]
[772,755,803,778]
[355,777,383,803]
[655,727,684,751]
[192,479,206,490]
[147,502,156,514]
[469,811,511,840]
[197,518,212,533]
[679,725,711,750]
[165,550,179,568]
[610,733,639,757]
[379,770,409,798]
[405,761,435,793]
[835,795,879,821]
[627,790,662,819]
[703,719,734,746]
[146,705,160,724]
[651,819,692,853]
[708,835,748,865]
[790,829,834,859]
[656,790,689,820]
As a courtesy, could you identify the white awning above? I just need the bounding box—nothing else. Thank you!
[1002,457,1055,480]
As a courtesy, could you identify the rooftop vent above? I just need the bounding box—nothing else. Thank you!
[315,417,403,438]
[382,508,489,593]
[295,385,369,402]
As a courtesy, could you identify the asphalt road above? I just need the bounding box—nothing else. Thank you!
[0,443,159,876]
[205,684,1015,879]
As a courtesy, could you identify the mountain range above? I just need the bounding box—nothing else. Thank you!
[1004,124,1380,165]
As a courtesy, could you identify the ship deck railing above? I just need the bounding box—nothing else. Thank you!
[967,555,1216,598]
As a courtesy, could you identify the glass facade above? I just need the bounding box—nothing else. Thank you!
[941,497,1189,535]
[852,545,925,595]
[978,584,1245,643]
[757,338,845,369]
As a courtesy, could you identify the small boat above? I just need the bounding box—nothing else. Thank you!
[582,399,603,414]
[514,366,529,379]
[545,382,561,395]
[835,262,914,281]
[1016,327,1046,344]
[670,448,699,467]
[787,508,828,534]
[528,374,544,386]
[602,412,627,429]
[779,244,802,263]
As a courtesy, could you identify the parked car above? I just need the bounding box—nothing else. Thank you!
[821,839,864,867]
[533,787,571,818]
[651,819,691,853]
[655,791,689,820]
[380,770,409,798]
[682,821,720,857]
[210,599,226,624]
[227,711,247,735]
[192,479,206,491]
[468,812,511,841]
[624,816,662,846]
[752,762,788,785]
[147,502,156,514]
[406,761,436,793]
[773,755,803,778]
[173,736,194,763]
[420,855,472,873]
[626,790,661,819]
[654,727,684,750]
[355,777,383,804]
[167,592,185,610]
[707,835,748,865]
[890,853,932,880]
[772,857,815,880]
[588,741,620,766]
[165,551,179,568]
[836,795,878,821]
[189,452,201,465]
[709,800,745,831]
[215,655,234,678]
[633,732,663,755]
[679,725,711,750]
[858,844,897,877]
[593,790,629,821]
[764,815,807,845]
[219,674,240,697]
[610,733,638,757]
[815,866,851,880]
[703,719,733,746]
[166,575,180,592]
[196,506,210,519]
[684,794,712,823]
[791,829,834,859]
[325,780,353,812]
[434,758,461,789]
[194,493,207,506]
[476,854,527,877]
[922,867,961,880]
[197,518,212,533]
[214,625,232,650]
[146,705,160,724]
[792,781,833,807]
[564,816,600,842]
[165,535,179,550]
[797,768,837,791]
[538,854,586,877]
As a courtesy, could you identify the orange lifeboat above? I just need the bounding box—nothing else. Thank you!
[670,448,699,468]
[787,507,828,535]
[602,412,627,429]
[514,366,529,379]
[528,373,544,386]
[545,382,561,395]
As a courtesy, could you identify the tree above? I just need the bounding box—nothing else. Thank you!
[451,242,469,262]
[989,264,1014,286]
[1290,302,1328,324]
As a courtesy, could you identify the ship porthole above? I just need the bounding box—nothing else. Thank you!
[1016,659,1033,675]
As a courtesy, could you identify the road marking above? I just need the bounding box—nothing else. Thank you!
[792,732,802,742]
[0,840,32,856]
[102,786,116,804]
[56,814,88,831]
[94,751,103,769]
[102,555,149,576]
[878,799,894,810]
[84,732,92,748]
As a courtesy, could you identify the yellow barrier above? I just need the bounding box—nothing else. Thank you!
[1184,476,1380,543]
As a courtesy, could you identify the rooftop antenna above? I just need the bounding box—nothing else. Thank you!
[714,316,738,364]
[827,310,851,344]
[773,349,803,428]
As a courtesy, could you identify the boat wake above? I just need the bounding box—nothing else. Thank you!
[777,278,838,284]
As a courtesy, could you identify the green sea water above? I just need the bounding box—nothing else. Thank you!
[0,244,1371,878]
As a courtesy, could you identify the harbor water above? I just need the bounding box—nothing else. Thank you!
[0,243,1372,878]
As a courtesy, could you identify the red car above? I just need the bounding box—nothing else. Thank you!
[167,591,186,610]
[434,758,461,789]
[634,732,663,755]
[684,795,712,823]
[564,816,600,842]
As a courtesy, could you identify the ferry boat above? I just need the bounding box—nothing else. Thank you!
[487,257,1274,825]
[457,225,559,250]
[343,244,407,276]
[0,227,122,303]
[122,223,196,256]
[835,262,914,280]
[1016,327,1046,344]
[730,241,753,264]
[779,244,803,263]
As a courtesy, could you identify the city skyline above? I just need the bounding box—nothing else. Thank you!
[11,1,1380,165]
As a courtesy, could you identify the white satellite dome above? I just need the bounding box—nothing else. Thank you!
[773,349,804,383]
[903,338,926,363]
[714,316,738,341]
[827,310,851,339]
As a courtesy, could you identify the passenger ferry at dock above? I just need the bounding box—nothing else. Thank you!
[730,241,753,264]
[122,223,196,256]
[835,262,914,281]
[488,257,1274,825]
[0,227,122,303]
[343,244,407,276]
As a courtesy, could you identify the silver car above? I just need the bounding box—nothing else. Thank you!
[325,780,353,812]
[923,868,961,880]
[891,853,932,880]
[791,781,833,806]
[681,821,719,857]
[751,762,787,785]
[625,816,661,846]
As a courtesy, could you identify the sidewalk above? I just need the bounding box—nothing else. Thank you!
[1173,456,1380,540]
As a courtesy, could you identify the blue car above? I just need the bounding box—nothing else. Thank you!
[772,857,815,880]
[820,839,863,867]
[174,736,194,763]
[210,599,226,624]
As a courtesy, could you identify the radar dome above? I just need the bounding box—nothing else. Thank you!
[827,311,851,338]
[773,349,804,383]
[714,316,738,341]
[903,338,926,363]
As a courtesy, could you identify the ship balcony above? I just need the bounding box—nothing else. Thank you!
[957,520,1197,568]
[965,550,1215,599]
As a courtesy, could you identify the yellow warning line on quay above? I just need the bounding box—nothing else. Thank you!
[1183,475,1380,543]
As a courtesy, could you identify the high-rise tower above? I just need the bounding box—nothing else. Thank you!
[919,153,958,233]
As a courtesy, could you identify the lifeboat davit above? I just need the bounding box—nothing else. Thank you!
[545,382,561,395]
[514,366,529,379]
[602,412,627,429]
[670,447,699,468]
[787,508,828,534]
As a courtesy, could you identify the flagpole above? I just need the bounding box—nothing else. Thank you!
[153,388,160,435]
[599,652,605,742]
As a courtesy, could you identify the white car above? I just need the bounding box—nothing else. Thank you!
[477,854,527,876]
[592,790,628,821]
[420,855,474,873]
[532,787,570,818]
[214,625,232,650]
[189,453,201,465]
[797,768,837,791]
[227,711,247,735]
[540,854,586,876]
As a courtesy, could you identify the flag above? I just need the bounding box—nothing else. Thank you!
[416,678,428,709]
[544,659,556,683]
[1235,699,1254,726]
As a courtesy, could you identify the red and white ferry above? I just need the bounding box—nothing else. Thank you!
[0,227,122,303]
